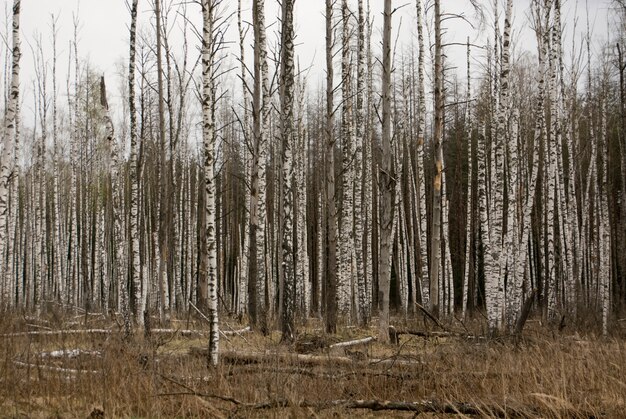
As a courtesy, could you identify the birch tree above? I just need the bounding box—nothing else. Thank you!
[462,38,472,319]
[128,0,142,325]
[101,76,132,336]
[51,14,63,307]
[416,0,429,307]
[379,0,394,342]
[237,0,249,316]
[201,0,219,366]
[280,0,296,342]
[0,0,20,293]
[248,0,270,332]
[339,0,354,319]
[355,0,367,325]
[430,0,443,316]
[325,0,339,334]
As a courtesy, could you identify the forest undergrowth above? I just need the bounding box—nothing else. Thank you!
[0,310,624,418]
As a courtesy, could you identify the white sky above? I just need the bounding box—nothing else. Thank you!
[2,0,614,137]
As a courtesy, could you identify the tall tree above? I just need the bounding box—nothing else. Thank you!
[430,0,443,316]
[101,76,132,337]
[416,0,429,307]
[201,0,219,366]
[325,0,339,334]
[280,0,296,342]
[355,0,367,325]
[339,0,354,318]
[379,0,394,342]
[155,0,169,321]
[0,0,21,292]
[128,0,142,324]
[249,0,270,332]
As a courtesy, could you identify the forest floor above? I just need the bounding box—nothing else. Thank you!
[0,310,624,418]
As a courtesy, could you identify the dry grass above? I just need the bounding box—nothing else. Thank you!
[0,312,624,418]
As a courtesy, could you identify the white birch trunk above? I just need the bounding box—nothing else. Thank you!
[295,81,309,318]
[439,58,448,316]
[338,0,355,319]
[248,0,270,328]
[101,77,132,336]
[238,0,250,316]
[98,201,107,311]
[462,38,472,319]
[416,0,429,307]
[546,3,558,322]
[505,111,521,329]
[51,16,63,307]
[600,100,610,336]
[128,0,142,324]
[430,0,444,317]
[202,0,219,366]
[324,0,339,334]
[354,0,367,325]
[478,121,494,329]
[0,0,20,302]
[70,27,80,310]
[280,0,297,342]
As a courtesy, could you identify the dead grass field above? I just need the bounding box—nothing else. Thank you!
[0,312,624,418]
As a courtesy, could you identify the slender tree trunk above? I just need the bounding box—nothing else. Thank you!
[600,100,610,336]
[50,15,64,307]
[101,77,132,337]
[325,0,339,335]
[128,0,141,324]
[249,0,270,332]
[339,0,355,320]
[201,0,219,366]
[71,21,80,310]
[379,0,394,342]
[430,0,443,317]
[355,0,367,326]
[155,0,169,322]
[491,0,512,331]
[294,76,309,318]
[416,0,429,307]
[0,0,21,298]
[280,0,296,342]
[237,0,250,317]
[546,2,558,322]
[462,37,472,319]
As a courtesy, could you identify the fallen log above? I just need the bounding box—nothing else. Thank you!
[226,365,424,380]
[243,398,493,415]
[328,336,375,349]
[151,329,206,337]
[415,303,449,332]
[13,361,99,375]
[0,329,112,338]
[26,323,52,331]
[189,349,355,366]
[189,348,423,367]
[241,398,595,418]
[39,349,103,359]
[329,399,487,414]
[222,326,251,336]
[222,351,355,366]
[2,325,251,339]
[388,324,487,344]
[150,326,251,338]
[393,329,474,339]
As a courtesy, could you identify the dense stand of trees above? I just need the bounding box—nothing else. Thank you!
[1,0,626,362]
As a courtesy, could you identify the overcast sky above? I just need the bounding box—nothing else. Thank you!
[3,0,614,133]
